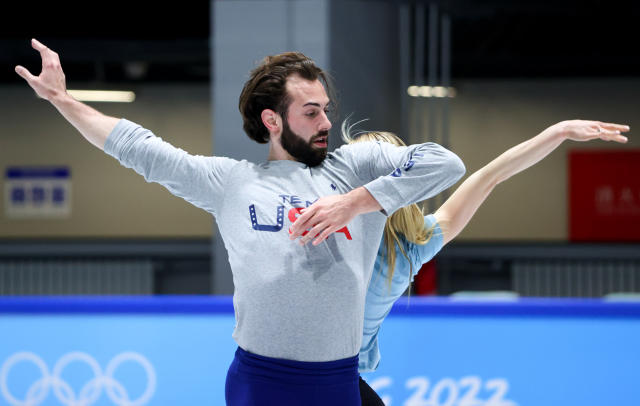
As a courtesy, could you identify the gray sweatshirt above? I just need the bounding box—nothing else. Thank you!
[105,119,465,361]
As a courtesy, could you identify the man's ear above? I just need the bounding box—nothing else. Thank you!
[261,109,281,135]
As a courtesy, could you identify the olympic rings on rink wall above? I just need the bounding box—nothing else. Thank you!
[0,351,156,406]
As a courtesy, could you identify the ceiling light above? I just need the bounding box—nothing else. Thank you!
[407,86,420,97]
[406,86,456,98]
[66,90,136,103]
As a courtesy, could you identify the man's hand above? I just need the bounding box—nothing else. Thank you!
[554,120,630,143]
[14,38,119,150]
[15,38,68,102]
[289,187,382,246]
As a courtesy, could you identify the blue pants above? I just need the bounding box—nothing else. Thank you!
[225,347,360,406]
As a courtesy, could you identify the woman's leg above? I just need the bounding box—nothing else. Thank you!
[359,376,385,406]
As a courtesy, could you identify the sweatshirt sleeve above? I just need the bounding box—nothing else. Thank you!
[339,141,465,215]
[103,118,237,216]
[407,214,444,283]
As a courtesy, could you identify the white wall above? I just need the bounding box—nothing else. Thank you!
[0,84,213,237]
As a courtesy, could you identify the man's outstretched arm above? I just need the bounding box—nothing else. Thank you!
[15,38,236,215]
[15,38,118,150]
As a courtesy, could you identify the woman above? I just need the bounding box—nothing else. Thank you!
[348,119,630,405]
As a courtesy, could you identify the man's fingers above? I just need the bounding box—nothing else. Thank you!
[300,222,327,245]
[14,65,35,83]
[290,208,315,238]
[31,38,60,67]
[290,218,310,238]
[312,228,334,246]
[31,38,51,64]
[31,38,47,52]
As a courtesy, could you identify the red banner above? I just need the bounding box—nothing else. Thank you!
[569,150,640,241]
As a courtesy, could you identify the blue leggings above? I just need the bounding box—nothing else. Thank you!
[225,347,360,406]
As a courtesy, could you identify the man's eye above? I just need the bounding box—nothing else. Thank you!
[306,111,317,117]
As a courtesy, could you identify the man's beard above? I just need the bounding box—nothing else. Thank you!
[280,118,328,167]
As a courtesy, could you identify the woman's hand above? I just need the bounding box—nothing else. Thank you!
[553,120,630,143]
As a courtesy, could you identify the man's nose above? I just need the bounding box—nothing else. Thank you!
[319,110,332,132]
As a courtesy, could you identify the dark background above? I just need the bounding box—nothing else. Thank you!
[2,1,638,84]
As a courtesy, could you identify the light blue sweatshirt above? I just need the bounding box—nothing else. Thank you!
[105,119,463,361]
[360,215,443,372]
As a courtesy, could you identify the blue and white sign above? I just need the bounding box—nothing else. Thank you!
[4,166,71,218]
[0,296,639,405]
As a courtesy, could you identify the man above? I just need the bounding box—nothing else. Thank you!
[16,39,465,405]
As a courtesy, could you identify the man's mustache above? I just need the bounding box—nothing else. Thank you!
[311,131,330,142]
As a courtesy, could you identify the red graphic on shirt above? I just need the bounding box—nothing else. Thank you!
[287,207,353,240]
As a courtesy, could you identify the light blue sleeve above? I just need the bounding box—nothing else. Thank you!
[407,215,444,283]
[104,119,238,216]
[359,214,444,373]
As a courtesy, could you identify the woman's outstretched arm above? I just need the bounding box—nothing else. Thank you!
[434,120,630,246]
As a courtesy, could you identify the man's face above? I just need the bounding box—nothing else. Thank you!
[280,117,327,167]
[279,75,332,167]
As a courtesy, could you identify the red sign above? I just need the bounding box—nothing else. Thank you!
[569,150,640,241]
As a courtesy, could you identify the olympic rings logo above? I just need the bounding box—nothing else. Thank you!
[0,351,156,406]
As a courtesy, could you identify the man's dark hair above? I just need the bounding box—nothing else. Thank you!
[239,52,335,143]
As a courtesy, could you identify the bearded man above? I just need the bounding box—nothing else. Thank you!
[16,39,465,405]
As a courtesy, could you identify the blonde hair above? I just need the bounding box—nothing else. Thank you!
[342,120,435,288]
